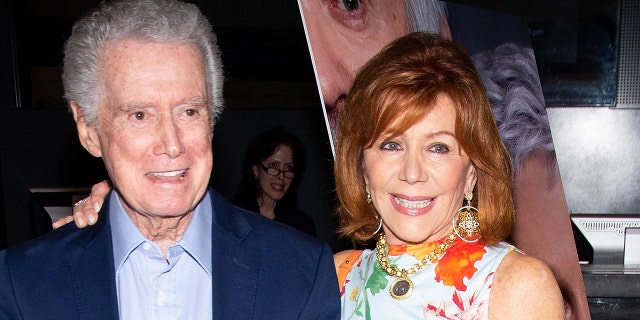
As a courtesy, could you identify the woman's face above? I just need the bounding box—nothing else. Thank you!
[363,95,477,245]
[252,144,295,202]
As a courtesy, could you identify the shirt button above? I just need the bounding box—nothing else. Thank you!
[143,242,152,251]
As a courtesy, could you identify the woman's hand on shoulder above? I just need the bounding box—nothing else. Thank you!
[490,251,566,319]
[51,180,111,229]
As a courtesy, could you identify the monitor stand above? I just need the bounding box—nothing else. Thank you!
[571,214,640,265]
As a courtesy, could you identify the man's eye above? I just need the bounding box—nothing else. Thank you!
[337,0,360,11]
[185,108,197,116]
[133,112,145,120]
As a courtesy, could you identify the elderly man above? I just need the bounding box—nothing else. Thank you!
[0,0,340,319]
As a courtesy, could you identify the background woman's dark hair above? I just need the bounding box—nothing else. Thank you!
[232,126,306,211]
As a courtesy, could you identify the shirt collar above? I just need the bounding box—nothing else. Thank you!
[110,190,212,276]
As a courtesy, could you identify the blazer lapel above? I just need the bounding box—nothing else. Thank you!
[210,189,260,320]
[69,198,120,319]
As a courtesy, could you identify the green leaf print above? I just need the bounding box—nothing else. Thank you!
[365,262,389,295]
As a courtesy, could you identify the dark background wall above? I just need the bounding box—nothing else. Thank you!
[0,0,344,251]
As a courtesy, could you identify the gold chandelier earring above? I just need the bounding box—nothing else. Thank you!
[452,191,480,243]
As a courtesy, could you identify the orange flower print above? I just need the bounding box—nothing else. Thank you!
[388,244,408,256]
[389,237,443,259]
[435,240,486,290]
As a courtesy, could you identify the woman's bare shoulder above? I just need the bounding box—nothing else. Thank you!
[489,250,566,319]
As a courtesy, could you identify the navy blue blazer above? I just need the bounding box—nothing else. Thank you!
[0,188,340,319]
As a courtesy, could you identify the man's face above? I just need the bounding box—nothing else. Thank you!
[299,0,408,136]
[81,39,213,219]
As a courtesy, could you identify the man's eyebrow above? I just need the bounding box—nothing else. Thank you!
[181,97,208,106]
[114,102,147,114]
[116,98,208,111]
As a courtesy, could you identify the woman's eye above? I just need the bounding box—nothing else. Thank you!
[337,0,360,11]
[430,143,450,153]
[381,141,402,150]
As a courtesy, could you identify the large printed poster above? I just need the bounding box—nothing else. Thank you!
[298,1,589,319]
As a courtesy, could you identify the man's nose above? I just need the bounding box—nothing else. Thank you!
[154,117,184,158]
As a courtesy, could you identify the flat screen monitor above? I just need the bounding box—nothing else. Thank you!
[571,214,640,265]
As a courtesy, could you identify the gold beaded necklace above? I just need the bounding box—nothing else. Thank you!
[376,233,456,300]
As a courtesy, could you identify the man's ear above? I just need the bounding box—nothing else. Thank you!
[70,101,102,158]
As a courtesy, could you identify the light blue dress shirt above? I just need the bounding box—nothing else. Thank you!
[110,191,212,320]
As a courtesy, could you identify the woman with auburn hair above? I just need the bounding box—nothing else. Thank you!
[333,32,564,319]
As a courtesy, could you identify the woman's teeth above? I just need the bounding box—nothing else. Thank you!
[394,196,431,209]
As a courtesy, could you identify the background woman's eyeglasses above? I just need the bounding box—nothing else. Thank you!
[259,163,295,178]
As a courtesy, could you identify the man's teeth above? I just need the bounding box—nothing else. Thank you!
[150,170,186,178]
[394,196,431,209]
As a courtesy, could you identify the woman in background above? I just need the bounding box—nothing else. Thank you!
[232,126,317,237]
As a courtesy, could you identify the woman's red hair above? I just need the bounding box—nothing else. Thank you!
[334,32,513,245]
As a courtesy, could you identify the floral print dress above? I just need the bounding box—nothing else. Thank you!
[339,237,521,320]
